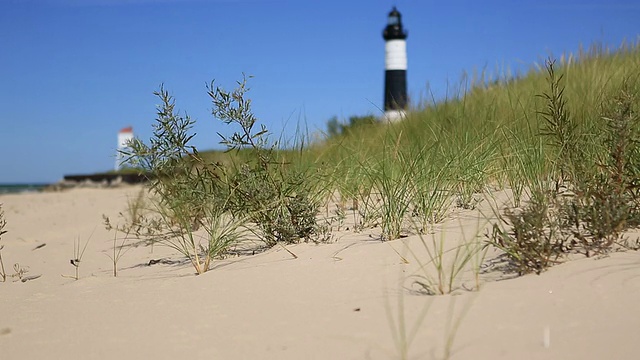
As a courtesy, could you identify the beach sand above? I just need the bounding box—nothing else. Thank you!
[1,186,639,359]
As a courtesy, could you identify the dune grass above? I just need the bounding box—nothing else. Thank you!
[63,232,92,281]
[0,204,7,282]
[121,41,640,279]
[291,42,640,283]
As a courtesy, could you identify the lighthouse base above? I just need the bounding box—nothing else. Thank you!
[382,109,406,123]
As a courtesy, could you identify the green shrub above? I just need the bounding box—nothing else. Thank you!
[559,83,640,255]
[487,191,569,275]
[122,86,242,275]
[208,76,321,246]
[488,58,640,275]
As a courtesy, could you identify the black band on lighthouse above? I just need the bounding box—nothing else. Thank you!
[384,70,407,110]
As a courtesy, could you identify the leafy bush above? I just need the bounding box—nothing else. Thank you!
[487,191,569,275]
[558,83,640,255]
[488,59,640,274]
[122,86,242,275]
[226,163,319,246]
[117,75,323,275]
[208,76,321,246]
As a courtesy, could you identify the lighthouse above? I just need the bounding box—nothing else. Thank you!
[115,126,134,171]
[382,6,408,122]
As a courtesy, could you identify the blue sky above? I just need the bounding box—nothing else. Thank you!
[1,0,639,183]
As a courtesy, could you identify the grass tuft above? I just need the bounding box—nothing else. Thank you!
[0,204,7,282]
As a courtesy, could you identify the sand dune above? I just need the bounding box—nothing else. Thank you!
[1,186,639,359]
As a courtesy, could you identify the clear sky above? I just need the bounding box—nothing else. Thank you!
[1,0,639,183]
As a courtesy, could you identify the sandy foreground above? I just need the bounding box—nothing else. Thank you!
[1,186,639,359]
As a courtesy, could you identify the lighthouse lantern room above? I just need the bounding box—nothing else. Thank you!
[382,6,408,122]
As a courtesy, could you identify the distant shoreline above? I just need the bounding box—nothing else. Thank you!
[0,183,50,195]
[0,172,150,195]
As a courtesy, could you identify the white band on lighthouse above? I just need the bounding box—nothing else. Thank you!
[385,39,407,70]
[116,127,134,171]
[384,109,406,122]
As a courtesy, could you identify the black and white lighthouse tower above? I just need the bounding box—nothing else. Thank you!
[382,6,408,122]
